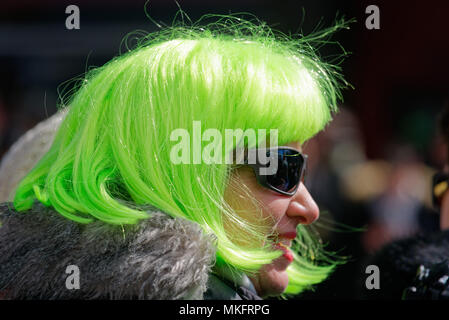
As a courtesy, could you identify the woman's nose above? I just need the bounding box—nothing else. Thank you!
[285,183,320,225]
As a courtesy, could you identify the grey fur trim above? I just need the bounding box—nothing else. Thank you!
[0,109,67,202]
[0,201,216,300]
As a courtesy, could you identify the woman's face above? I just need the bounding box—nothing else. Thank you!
[224,141,319,297]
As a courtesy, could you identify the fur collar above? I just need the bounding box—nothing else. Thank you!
[0,201,216,299]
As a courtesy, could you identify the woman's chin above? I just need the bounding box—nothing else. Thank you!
[257,261,290,297]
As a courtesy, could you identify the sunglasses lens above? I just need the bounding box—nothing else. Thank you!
[266,149,304,194]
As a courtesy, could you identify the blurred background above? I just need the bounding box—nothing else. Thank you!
[1,0,449,298]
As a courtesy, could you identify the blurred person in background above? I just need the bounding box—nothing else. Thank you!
[362,145,437,254]
[299,106,440,299]
[360,99,449,299]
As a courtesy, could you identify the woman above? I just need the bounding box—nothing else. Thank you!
[0,15,345,299]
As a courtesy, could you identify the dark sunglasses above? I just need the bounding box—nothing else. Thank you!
[242,146,308,196]
[432,172,449,209]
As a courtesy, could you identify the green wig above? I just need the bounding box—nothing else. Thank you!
[13,14,348,297]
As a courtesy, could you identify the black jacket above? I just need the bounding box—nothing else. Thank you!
[360,229,449,299]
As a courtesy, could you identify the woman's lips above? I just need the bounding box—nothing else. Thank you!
[267,232,296,263]
[274,242,294,262]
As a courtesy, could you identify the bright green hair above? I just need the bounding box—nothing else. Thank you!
[13,14,348,297]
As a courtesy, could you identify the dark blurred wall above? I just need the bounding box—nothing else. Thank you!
[351,0,449,159]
